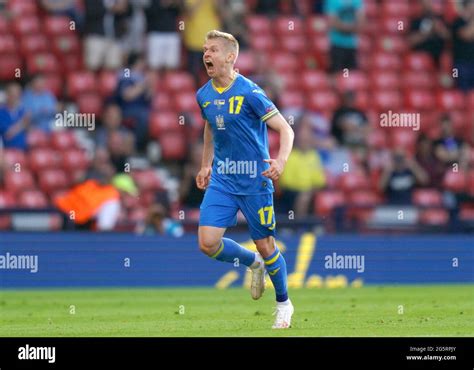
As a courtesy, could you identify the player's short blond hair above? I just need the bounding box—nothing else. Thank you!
[205,30,239,61]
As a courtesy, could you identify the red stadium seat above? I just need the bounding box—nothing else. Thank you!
[18,190,49,208]
[334,70,368,92]
[375,35,408,53]
[235,51,256,75]
[3,149,27,170]
[131,170,162,191]
[310,34,330,53]
[301,70,331,92]
[149,112,183,138]
[370,71,400,90]
[0,16,9,33]
[42,74,63,98]
[250,34,275,51]
[274,16,304,36]
[280,35,306,53]
[12,16,41,35]
[247,16,272,34]
[29,148,61,172]
[59,53,84,74]
[67,71,97,98]
[314,190,345,217]
[0,54,23,80]
[44,16,73,36]
[38,169,69,194]
[402,71,435,90]
[405,53,435,71]
[26,52,59,74]
[0,191,15,208]
[152,93,172,111]
[467,91,474,112]
[437,90,465,110]
[370,53,402,71]
[279,72,299,90]
[51,130,77,150]
[367,130,388,149]
[459,204,474,221]
[372,90,402,111]
[381,16,409,34]
[306,15,329,35]
[390,129,418,154]
[163,72,195,92]
[382,1,410,17]
[62,149,90,171]
[8,0,38,15]
[348,190,381,206]
[0,34,17,54]
[419,209,449,226]
[443,171,467,193]
[159,133,187,160]
[279,91,305,109]
[4,170,35,194]
[270,52,299,72]
[412,189,443,207]
[405,90,435,110]
[337,171,371,192]
[307,91,339,113]
[52,34,81,56]
[27,129,50,148]
[98,70,118,98]
[364,0,379,18]
[173,92,199,113]
[77,93,103,116]
[20,34,49,55]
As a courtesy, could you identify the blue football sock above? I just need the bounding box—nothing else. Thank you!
[264,246,289,302]
[210,238,256,267]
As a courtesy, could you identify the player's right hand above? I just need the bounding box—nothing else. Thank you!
[196,167,212,190]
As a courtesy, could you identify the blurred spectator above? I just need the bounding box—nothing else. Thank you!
[145,0,183,70]
[22,75,58,132]
[255,0,279,16]
[122,0,147,54]
[96,104,135,149]
[219,0,249,49]
[183,0,222,83]
[55,172,138,231]
[86,147,114,182]
[433,114,470,170]
[0,83,30,151]
[250,53,284,104]
[415,134,446,188]
[451,0,474,91]
[324,0,365,73]
[83,0,131,71]
[41,0,84,29]
[179,141,204,208]
[115,53,152,150]
[107,130,135,172]
[279,123,326,217]
[379,150,429,205]
[138,203,184,236]
[408,0,450,67]
[331,90,368,147]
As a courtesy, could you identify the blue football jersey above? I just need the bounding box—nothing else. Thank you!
[196,74,279,195]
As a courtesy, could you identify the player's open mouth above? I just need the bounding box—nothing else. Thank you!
[205,60,214,69]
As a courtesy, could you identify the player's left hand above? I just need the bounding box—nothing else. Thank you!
[262,158,285,181]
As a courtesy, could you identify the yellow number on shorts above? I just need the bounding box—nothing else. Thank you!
[258,206,273,225]
[229,96,244,114]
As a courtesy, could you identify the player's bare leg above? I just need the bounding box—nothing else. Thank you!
[255,236,294,329]
[198,226,264,299]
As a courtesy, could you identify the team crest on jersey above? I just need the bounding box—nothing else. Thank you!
[216,115,225,130]
[214,99,226,110]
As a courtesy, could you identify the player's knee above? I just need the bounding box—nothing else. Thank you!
[198,234,221,256]
[255,236,275,258]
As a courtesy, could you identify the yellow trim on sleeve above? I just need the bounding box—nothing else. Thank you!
[261,109,279,122]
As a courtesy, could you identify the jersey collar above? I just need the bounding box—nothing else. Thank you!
[211,74,238,94]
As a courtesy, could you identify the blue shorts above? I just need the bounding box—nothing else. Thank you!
[199,187,276,241]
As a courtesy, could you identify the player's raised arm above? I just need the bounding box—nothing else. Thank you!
[262,113,294,181]
[196,121,214,190]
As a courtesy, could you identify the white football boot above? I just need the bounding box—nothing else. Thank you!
[250,253,266,300]
[272,300,294,329]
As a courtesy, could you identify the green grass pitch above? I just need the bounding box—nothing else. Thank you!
[1,285,473,337]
